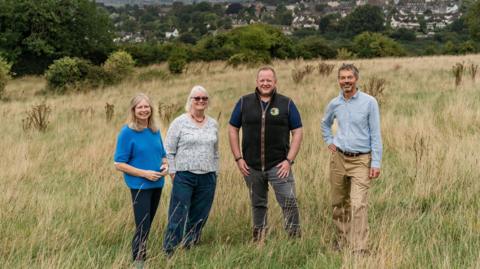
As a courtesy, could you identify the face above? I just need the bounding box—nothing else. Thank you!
[190,91,208,112]
[134,99,151,122]
[338,69,358,94]
[256,70,277,97]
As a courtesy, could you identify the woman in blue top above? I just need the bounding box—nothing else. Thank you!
[114,93,168,267]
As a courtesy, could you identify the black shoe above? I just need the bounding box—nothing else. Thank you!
[164,249,174,258]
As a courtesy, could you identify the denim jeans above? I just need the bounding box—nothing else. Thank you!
[130,188,162,261]
[244,166,301,239]
[163,171,216,253]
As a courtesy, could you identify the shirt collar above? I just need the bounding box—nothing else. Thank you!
[339,88,360,101]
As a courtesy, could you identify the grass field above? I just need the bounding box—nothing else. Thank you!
[1,55,479,268]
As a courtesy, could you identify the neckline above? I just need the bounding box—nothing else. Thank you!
[186,113,208,128]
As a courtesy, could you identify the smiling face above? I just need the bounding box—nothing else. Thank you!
[190,90,209,113]
[338,69,358,96]
[134,99,151,124]
[256,69,277,97]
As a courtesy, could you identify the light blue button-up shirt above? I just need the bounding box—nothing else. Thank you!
[321,90,383,168]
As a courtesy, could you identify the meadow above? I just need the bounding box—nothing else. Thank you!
[1,55,479,268]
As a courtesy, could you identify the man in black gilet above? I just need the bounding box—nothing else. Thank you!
[228,66,303,242]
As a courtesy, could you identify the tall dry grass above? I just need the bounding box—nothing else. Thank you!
[1,55,480,268]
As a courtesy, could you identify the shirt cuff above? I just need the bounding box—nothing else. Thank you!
[371,160,381,168]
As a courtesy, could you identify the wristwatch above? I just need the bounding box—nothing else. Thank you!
[235,156,243,162]
[286,158,294,165]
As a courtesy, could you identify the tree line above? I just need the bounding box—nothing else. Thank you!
[1,0,479,76]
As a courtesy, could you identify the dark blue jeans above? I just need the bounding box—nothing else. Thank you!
[163,171,216,253]
[130,188,162,261]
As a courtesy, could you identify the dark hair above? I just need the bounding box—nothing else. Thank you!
[338,63,359,79]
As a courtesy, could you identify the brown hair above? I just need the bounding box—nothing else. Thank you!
[338,63,359,79]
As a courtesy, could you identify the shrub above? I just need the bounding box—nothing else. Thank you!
[452,62,465,87]
[227,51,271,68]
[318,62,335,76]
[0,57,12,99]
[45,57,85,93]
[292,65,315,84]
[295,36,336,59]
[103,50,135,83]
[468,63,478,81]
[362,76,387,105]
[45,56,110,92]
[353,32,406,58]
[336,48,357,60]
[22,103,51,132]
[168,55,187,74]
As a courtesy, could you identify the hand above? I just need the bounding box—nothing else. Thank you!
[369,168,381,179]
[159,163,168,176]
[169,173,175,181]
[275,160,291,179]
[143,170,163,181]
[328,144,337,153]
[236,159,250,176]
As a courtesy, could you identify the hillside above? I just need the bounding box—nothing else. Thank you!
[1,55,479,268]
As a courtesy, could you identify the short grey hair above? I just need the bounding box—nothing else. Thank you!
[338,63,359,79]
[185,85,209,112]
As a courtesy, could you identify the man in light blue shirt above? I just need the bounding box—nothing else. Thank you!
[321,63,382,255]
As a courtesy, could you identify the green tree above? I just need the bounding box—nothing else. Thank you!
[295,36,336,59]
[0,0,115,75]
[319,13,341,34]
[353,32,406,58]
[342,5,385,36]
[466,0,480,40]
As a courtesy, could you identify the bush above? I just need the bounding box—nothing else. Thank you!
[353,32,406,58]
[168,54,187,74]
[45,57,85,92]
[103,50,135,83]
[336,48,357,60]
[295,36,336,59]
[45,57,108,92]
[227,51,271,68]
[0,57,12,98]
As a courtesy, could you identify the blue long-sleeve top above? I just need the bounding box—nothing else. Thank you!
[114,125,166,189]
[321,90,383,168]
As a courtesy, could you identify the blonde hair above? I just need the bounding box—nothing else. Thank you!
[185,85,209,112]
[127,93,158,132]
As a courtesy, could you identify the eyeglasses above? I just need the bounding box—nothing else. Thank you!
[191,96,209,101]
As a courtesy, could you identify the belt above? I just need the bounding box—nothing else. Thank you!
[337,148,370,157]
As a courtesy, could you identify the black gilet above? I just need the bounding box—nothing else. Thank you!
[241,90,291,171]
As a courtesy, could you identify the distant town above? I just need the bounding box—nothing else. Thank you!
[97,0,463,43]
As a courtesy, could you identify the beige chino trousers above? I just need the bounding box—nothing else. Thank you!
[330,150,372,251]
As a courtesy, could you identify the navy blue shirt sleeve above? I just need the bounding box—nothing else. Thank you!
[229,99,242,128]
[289,101,302,130]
